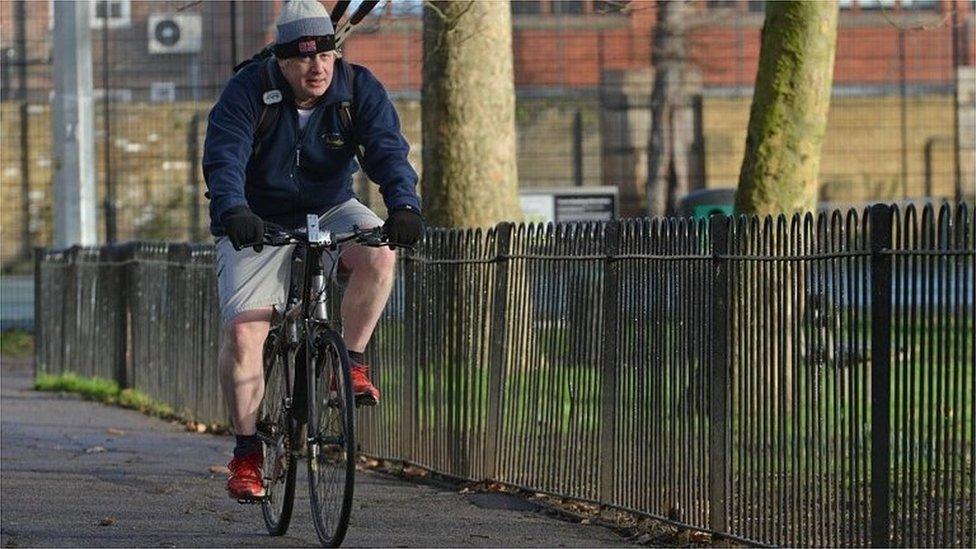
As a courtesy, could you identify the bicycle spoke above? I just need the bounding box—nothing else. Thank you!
[259,336,297,536]
[307,329,355,547]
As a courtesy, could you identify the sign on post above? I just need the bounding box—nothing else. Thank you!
[519,186,618,224]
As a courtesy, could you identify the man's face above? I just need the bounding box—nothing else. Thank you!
[278,51,336,105]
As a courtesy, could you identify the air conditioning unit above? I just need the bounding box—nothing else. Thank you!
[148,13,201,54]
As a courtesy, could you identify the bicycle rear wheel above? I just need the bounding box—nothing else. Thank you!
[258,330,298,536]
[305,326,355,547]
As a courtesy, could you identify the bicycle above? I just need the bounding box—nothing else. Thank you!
[245,215,407,547]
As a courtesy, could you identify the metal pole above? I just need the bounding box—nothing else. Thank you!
[15,0,31,259]
[188,113,202,242]
[52,0,98,247]
[230,0,244,68]
[869,204,893,547]
[484,223,513,479]
[898,29,909,199]
[102,4,116,243]
[598,220,621,501]
[950,3,963,203]
[708,214,730,533]
[573,109,584,187]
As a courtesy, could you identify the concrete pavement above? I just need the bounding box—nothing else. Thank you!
[0,361,634,547]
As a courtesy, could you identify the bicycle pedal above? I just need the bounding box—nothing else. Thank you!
[236,495,267,505]
[354,394,377,407]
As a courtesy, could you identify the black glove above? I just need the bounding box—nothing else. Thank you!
[221,206,265,252]
[383,207,424,247]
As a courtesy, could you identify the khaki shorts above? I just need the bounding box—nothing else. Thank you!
[215,199,383,325]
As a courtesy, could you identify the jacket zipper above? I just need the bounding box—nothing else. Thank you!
[293,108,311,174]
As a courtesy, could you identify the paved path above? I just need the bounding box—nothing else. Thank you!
[0,363,633,547]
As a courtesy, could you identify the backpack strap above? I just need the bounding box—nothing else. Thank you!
[336,58,367,171]
[252,57,283,157]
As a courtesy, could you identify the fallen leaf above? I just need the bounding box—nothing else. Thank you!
[209,465,230,475]
[85,446,106,454]
[580,519,591,525]
[689,531,711,544]
[402,465,429,478]
[98,517,116,526]
[106,428,125,436]
[195,423,207,433]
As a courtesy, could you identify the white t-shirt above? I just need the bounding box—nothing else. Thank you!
[297,107,314,131]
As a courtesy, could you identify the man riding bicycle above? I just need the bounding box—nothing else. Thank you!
[202,0,422,501]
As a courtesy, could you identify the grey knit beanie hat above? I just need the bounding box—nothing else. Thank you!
[275,0,334,45]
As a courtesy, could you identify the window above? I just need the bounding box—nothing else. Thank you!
[707,0,739,7]
[839,0,854,9]
[857,0,896,10]
[551,1,585,15]
[150,82,177,103]
[747,1,765,12]
[593,1,630,14]
[899,0,937,9]
[48,0,131,30]
[90,0,131,29]
[511,1,542,15]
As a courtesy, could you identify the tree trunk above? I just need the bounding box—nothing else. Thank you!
[421,1,521,228]
[733,1,839,421]
[735,0,839,215]
[647,0,699,218]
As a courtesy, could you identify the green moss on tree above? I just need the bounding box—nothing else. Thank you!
[735,0,839,215]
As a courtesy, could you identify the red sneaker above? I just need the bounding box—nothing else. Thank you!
[351,362,380,406]
[227,450,265,500]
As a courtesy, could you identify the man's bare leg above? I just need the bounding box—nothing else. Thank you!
[218,308,273,436]
[338,245,397,353]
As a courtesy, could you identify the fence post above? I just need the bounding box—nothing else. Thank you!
[400,245,418,463]
[484,222,513,480]
[708,214,730,533]
[124,243,142,392]
[60,246,80,376]
[117,243,134,389]
[599,220,621,502]
[869,204,894,547]
[33,247,44,375]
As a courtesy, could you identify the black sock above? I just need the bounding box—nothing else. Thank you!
[234,434,260,458]
[349,350,366,364]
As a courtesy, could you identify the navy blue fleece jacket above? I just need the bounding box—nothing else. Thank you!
[202,58,420,236]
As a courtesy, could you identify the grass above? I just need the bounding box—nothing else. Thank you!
[34,371,176,419]
[0,330,34,359]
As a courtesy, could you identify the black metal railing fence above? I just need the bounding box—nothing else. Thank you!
[35,203,974,547]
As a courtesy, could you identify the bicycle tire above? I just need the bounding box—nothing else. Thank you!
[305,326,355,548]
[259,330,299,536]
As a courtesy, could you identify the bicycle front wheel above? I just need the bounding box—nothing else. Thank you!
[259,331,298,536]
[305,326,355,548]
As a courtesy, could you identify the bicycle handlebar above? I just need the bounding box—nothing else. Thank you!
[255,221,412,252]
